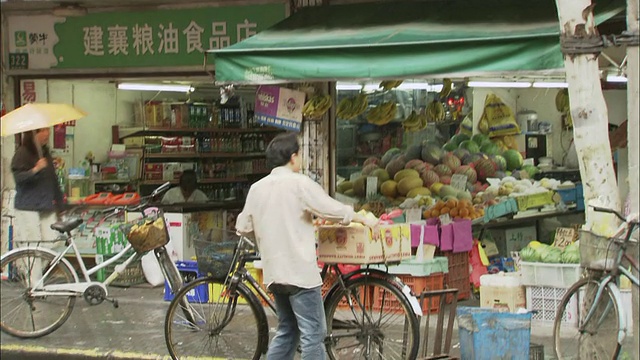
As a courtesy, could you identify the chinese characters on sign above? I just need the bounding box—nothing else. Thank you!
[81,19,257,57]
[14,30,49,55]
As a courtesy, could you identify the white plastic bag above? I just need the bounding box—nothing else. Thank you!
[141,252,165,287]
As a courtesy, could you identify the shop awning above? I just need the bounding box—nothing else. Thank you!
[209,0,624,84]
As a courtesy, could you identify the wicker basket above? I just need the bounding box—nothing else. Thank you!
[579,230,634,270]
[120,212,169,253]
[194,229,241,280]
[95,251,146,287]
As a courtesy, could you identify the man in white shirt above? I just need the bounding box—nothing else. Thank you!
[161,170,208,204]
[236,133,377,360]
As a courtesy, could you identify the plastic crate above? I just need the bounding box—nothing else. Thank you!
[94,251,145,287]
[529,343,544,360]
[164,260,208,303]
[436,250,471,303]
[211,262,261,305]
[515,191,554,211]
[519,262,582,288]
[556,188,577,204]
[374,273,444,315]
[525,285,578,327]
[457,306,532,360]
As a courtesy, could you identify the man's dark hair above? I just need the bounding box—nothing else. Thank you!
[179,170,198,193]
[265,132,300,169]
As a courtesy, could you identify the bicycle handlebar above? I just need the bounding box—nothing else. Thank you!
[100,182,172,216]
[591,206,627,222]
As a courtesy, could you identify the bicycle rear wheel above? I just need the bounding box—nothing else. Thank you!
[325,276,419,360]
[164,277,269,360]
[554,277,620,360]
[1,249,77,338]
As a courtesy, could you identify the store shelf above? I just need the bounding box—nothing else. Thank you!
[145,152,265,159]
[118,126,282,139]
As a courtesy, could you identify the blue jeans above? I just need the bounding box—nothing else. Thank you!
[267,285,327,360]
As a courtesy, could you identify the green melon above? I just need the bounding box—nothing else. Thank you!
[458,140,480,154]
[503,149,524,171]
[471,133,490,146]
[394,168,420,183]
[407,187,431,198]
[405,144,423,161]
[480,142,501,156]
[439,185,458,198]
[381,148,402,168]
[442,142,458,152]
[397,177,423,196]
[380,180,398,198]
[352,176,367,197]
[450,133,470,146]
[421,143,444,164]
[491,155,507,171]
[336,181,353,194]
[372,168,390,187]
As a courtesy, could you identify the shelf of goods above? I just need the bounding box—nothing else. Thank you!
[117,124,282,201]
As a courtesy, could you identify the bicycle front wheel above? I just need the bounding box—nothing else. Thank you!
[325,276,419,360]
[1,249,77,338]
[164,277,269,360]
[554,277,620,360]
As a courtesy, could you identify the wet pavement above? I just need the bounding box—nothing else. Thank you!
[0,284,636,359]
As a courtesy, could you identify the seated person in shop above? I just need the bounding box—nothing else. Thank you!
[161,170,209,204]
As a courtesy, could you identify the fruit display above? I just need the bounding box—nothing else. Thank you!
[402,110,428,132]
[423,198,484,221]
[303,94,333,119]
[337,93,369,120]
[366,101,398,125]
[426,100,446,123]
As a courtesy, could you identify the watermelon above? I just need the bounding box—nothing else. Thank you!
[443,142,458,152]
[423,162,435,172]
[404,159,425,171]
[455,165,478,184]
[385,155,407,179]
[471,133,490,146]
[421,143,444,165]
[450,133,470,146]
[475,158,497,181]
[462,153,483,166]
[491,155,507,171]
[439,175,452,185]
[503,149,524,171]
[421,170,440,188]
[522,164,539,178]
[434,164,453,177]
[480,143,501,156]
[442,153,461,172]
[453,148,470,160]
[405,144,423,161]
[458,140,480,154]
[381,148,402,168]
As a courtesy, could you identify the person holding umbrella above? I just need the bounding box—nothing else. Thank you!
[11,127,64,242]
[2,103,87,243]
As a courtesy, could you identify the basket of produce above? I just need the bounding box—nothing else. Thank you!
[120,212,169,253]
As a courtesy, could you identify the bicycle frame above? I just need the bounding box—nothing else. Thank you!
[19,234,138,297]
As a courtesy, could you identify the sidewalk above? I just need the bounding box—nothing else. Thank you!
[0,284,567,359]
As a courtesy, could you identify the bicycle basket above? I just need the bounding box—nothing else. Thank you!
[578,230,634,270]
[120,212,169,253]
[194,229,241,280]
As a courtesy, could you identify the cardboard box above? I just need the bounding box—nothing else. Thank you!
[163,163,182,181]
[480,285,526,313]
[489,226,537,256]
[95,224,128,255]
[145,163,163,172]
[317,224,411,264]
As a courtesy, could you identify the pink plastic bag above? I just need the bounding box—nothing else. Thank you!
[452,219,473,253]
[439,223,454,251]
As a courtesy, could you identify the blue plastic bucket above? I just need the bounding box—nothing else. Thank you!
[457,307,532,360]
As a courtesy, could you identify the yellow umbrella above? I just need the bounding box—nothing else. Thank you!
[1,103,87,137]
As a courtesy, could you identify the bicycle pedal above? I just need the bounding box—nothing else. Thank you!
[106,298,119,308]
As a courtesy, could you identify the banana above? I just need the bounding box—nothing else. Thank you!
[366,101,396,125]
[337,93,369,120]
[438,78,452,99]
[402,111,422,132]
[379,80,403,91]
[303,94,333,119]
[555,89,569,112]
[426,100,446,123]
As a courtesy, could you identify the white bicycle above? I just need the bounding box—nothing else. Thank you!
[0,182,187,338]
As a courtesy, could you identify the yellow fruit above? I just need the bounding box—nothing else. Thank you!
[406,187,431,199]
[380,180,398,198]
[528,241,543,249]
[430,182,444,195]
[397,177,423,196]
[393,169,420,183]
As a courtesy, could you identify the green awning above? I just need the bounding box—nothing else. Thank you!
[209,0,624,84]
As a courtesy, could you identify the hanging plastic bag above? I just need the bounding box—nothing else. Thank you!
[458,113,473,137]
[141,252,165,287]
[478,94,520,137]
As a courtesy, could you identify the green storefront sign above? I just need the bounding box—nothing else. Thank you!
[7,3,287,70]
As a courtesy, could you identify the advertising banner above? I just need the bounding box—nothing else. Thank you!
[254,85,305,131]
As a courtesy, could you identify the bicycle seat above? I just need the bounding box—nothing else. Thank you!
[51,218,83,233]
